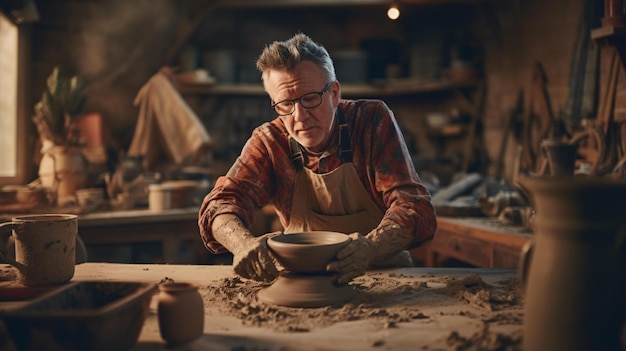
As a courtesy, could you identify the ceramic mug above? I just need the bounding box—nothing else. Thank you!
[0,214,77,286]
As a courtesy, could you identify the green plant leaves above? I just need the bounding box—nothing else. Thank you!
[33,66,87,146]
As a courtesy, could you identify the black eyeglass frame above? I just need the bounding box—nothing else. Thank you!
[271,81,333,116]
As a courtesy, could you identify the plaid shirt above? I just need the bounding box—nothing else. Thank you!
[199,99,436,253]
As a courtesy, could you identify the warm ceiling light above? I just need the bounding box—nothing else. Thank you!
[387,4,400,20]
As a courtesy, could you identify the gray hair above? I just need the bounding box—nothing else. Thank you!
[256,33,336,85]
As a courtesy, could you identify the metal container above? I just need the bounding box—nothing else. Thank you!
[149,180,211,211]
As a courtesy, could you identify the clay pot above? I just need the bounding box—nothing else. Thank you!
[259,232,356,308]
[519,175,626,351]
[268,231,352,273]
[38,145,88,205]
[540,139,578,176]
[157,282,204,347]
[257,272,355,308]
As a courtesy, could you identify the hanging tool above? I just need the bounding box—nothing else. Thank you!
[456,82,487,174]
[570,47,620,175]
[520,62,570,174]
[496,90,524,181]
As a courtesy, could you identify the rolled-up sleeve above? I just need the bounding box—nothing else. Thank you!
[348,100,437,248]
[198,121,296,253]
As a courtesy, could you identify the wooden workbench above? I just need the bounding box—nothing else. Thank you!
[4,207,532,268]
[79,209,533,268]
[78,206,276,264]
[413,216,532,268]
[65,263,524,350]
[78,207,206,264]
[1,207,214,264]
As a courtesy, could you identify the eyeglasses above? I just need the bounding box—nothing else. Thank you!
[271,82,332,116]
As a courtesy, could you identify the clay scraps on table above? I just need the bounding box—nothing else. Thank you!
[196,271,524,342]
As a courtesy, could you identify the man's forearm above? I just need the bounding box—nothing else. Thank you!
[365,220,414,264]
[211,214,255,254]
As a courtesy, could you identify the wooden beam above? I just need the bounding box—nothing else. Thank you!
[165,2,221,65]
[215,0,493,7]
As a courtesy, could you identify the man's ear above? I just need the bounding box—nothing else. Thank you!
[332,81,342,104]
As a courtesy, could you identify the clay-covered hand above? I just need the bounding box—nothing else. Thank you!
[232,232,281,282]
[212,214,281,282]
[326,232,373,284]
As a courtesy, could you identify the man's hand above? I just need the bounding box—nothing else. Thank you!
[326,232,373,284]
[212,214,280,282]
[231,232,281,282]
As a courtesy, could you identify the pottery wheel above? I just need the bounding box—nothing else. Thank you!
[257,272,355,308]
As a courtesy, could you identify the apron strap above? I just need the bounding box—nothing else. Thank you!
[289,137,304,171]
[337,106,352,164]
[289,105,353,169]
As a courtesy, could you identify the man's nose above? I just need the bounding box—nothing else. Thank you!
[292,102,309,122]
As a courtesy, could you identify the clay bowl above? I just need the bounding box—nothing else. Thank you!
[267,231,351,273]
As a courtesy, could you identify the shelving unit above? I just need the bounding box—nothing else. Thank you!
[170,1,488,177]
[178,78,479,97]
[178,74,485,176]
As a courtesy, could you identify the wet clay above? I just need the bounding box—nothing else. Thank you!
[256,272,355,308]
[267,232,351,273]
[259,232,354,307]
[195,271,524,350]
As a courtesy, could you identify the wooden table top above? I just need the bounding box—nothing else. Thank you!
[1,263,524,350]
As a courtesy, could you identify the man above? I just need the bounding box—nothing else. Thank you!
[198,33,436,284]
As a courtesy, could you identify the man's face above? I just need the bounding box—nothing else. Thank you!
[264,61,340,153]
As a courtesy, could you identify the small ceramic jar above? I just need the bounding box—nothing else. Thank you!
[157,282,204,347]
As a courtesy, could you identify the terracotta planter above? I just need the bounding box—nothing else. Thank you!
[519,175,626,351]
[157,282,204,347]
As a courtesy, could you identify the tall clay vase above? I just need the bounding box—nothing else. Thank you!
[519,175,626,351]
[157,282,204,347]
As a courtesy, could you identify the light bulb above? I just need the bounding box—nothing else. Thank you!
[387,4,400,20]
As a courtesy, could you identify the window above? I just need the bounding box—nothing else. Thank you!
[0,10,32,186]
[0,11,18,178]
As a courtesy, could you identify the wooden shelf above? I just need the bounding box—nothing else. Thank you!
[178,78,478,98]
[428,123,469,137]
[591,24,626,41]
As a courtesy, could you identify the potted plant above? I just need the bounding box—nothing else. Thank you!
[33,66,89,205]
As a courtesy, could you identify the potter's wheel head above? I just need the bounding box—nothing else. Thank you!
[257,273,355,308]
[268,231,351,273]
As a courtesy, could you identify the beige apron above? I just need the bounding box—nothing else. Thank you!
[284,107,412,267]
[285,164,384,235]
